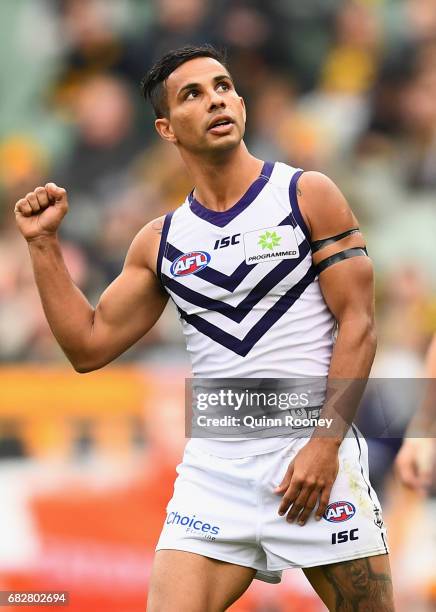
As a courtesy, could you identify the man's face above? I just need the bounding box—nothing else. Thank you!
[327,559,369,597]
[155,57,246,156]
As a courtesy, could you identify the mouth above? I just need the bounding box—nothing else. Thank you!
[352,575,367,589]
[207,116,234,134]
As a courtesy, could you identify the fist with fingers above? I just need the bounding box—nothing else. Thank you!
[275,439,339,525]
[14,183,69,241]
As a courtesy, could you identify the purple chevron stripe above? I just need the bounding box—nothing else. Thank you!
[289,170,311,242]
[164,215,298,292]
[188,161,275,227]
[177,264,316,356]
[166,242,249,290]
[157,210,174,289]
[163,240,311,323]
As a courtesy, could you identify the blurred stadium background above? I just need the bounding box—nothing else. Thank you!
[0,0,435,610]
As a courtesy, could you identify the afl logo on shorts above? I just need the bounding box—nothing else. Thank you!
[323,501,356,523]
[170,251,211,277]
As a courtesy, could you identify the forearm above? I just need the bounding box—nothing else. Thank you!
[28,235,95,367]
[314,319,377,444]
[329,318,377,379]
[406,380,436,436]
[407,336,436,435]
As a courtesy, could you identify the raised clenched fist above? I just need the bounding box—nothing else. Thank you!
[14,183,69,241]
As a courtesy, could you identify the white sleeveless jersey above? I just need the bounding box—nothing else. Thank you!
[158,161,336,380]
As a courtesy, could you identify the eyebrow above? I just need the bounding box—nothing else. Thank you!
[177,74,233,98]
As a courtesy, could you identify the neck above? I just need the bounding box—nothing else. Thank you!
[180,143,263,212]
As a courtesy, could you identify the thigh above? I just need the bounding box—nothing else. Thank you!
[303,553,395,611]
[147,549,256,612]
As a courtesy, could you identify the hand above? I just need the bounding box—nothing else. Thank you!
[14,183,69,241]
[275,438,340,525]
[395,438,434,493]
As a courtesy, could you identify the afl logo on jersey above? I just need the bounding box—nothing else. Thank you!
[323,501,356,523]
[170,251,211,277]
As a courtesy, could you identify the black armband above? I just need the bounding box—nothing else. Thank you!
[311,228,361,253]
[315,247,368,275]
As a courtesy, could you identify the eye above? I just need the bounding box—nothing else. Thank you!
[185,89,199,100]
[217,81,230,92]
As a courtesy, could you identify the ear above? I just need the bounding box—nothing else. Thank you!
[155,117,177,144]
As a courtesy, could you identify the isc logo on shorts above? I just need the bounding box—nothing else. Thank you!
[323,501,356,523]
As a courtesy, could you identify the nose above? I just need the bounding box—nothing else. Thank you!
[207,88,226,111]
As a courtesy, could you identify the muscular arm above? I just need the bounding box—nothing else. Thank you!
[299,172,376,441]
[276,172,376,524]
[27,219,168,373]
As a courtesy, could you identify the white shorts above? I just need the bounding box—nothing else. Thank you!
[156,429,389,583]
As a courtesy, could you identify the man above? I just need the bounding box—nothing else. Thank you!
[14,45,394,611]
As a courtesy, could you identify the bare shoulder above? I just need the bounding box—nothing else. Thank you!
[296,171,358,240]
[149,216,166,235]
[125,214,166,275]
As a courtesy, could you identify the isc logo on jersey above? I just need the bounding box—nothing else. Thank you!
[323,501,356,523]
[171,251,211,277]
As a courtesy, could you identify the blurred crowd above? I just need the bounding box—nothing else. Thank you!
[1,0,436,366]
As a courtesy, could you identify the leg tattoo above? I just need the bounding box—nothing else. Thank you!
[322,557,394,611]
